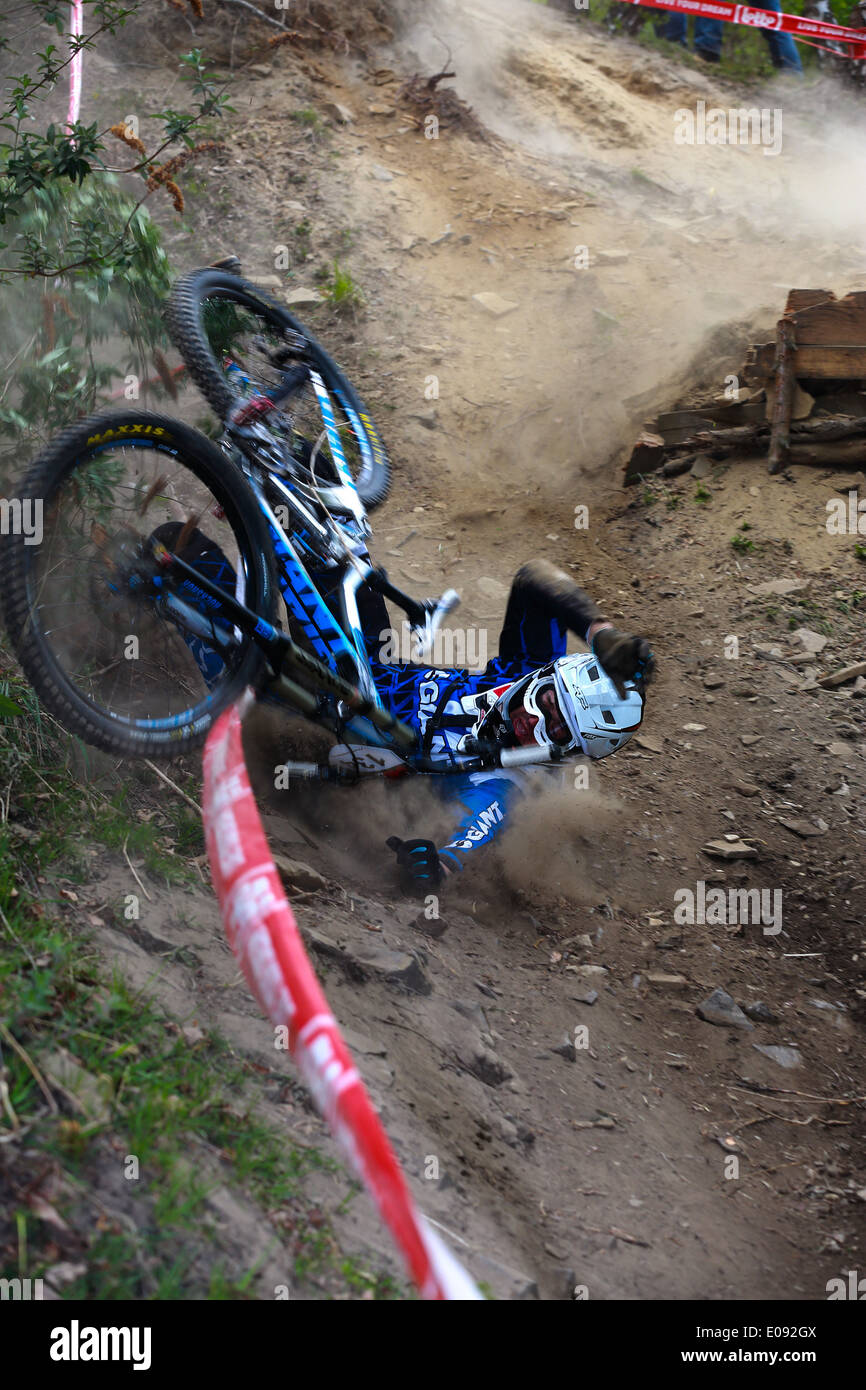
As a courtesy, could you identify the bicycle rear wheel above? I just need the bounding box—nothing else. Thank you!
[165,268,391,509]
[1,412,275,758]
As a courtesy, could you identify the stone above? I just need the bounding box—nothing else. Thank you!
[776,817,827,838]
[306,929,431,994]
[753,1044,802,1069]
[350,943,431,994]
[284,287,324,307]
[553,1038,577,1062]
[696,988,753,1030]
[321,101,354,123]
[272,854,327,892]
[747,578,807,597]
[740,734,762,746]
[572,989,599,1005]
[635,733,664,753]
[465,1045,512,1087]
[702,838,759,860]
[370,164,394,182]
[793,627,828,655]
[412,912,448,939]
[472,291,519,317]
[742,1001,778,1024]
[453,999,489,1030]
[646,971,688,990]
[41,1049,112,1122]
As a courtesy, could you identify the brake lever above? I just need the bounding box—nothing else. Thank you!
[414,588,461,663]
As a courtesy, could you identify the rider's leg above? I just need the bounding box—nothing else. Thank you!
[355,583,392,665]
[493,560,605,672]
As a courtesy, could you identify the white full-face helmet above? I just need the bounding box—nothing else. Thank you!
[477,652,645,759]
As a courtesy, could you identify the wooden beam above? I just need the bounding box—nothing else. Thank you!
[769,317,797,475]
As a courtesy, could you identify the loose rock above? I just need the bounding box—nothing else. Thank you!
[696,988,754,1030]
[472,291,519,317]
[753,1044,802,1069]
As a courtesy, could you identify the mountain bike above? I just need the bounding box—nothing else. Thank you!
[1,270,486,779]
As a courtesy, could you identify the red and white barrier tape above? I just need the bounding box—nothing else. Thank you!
[202,694,482,1301]
[624,0,866,56]
[66,1,84,133]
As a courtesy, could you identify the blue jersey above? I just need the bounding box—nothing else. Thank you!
[366,609,572,873]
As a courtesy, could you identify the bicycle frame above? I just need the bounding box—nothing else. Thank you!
[154,359,429,757]
[153,344,551,776]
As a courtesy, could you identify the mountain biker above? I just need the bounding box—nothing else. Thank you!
[354,560,654,897]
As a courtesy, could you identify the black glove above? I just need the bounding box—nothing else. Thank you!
[591,627,655,698]
[386,837,443,897]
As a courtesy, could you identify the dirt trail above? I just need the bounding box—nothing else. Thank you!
[69,1,866,1298]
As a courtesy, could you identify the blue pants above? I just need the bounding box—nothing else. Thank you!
[664,4,803,72]
[663,13,723,52]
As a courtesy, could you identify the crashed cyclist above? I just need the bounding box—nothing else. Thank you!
[353,559,654,896]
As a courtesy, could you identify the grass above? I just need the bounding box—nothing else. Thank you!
[290,108,328,144]
[317,260,365,314]
[0,642,408,1300]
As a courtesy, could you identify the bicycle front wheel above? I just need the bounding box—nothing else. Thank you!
[1,412,276,759]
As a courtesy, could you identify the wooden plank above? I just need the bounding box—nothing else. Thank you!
[792,344,866,377]
[745,342,866,379]
[785,289,835,314]
[788,297,866,346]
[656,400,765,429]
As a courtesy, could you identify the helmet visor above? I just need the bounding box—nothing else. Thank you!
[504,673,575,749]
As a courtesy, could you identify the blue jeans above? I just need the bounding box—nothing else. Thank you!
[664,4,803,72]
[664,14,724,52]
